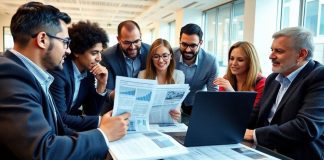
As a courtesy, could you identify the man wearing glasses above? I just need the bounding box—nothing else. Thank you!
[174,23,218,119]
[101,20,150,112]
[0,2,129,159]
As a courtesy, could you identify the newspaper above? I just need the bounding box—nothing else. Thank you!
[110,76,190,159]
[109,130,189,160]
[165,143,280,160]
[112,76,190,132]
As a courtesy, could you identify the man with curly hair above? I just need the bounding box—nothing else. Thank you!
[49,21,114,131]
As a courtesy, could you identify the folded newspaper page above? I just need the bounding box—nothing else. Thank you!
[112,76,190,132]
[109,130,189,160]
[165,143,279,160]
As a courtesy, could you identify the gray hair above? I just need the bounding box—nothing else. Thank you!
[272,27,314,60]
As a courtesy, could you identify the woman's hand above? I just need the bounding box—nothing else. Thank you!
[213,77,235,91]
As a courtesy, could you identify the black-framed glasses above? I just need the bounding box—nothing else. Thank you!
[180,42,199,50]
[31,32,71,49]
[152,53,171,61]
[46,33,71,49]
[121,39,142,47]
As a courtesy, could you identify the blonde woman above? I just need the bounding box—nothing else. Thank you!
[138,38,184,121]
[214,41,266,107]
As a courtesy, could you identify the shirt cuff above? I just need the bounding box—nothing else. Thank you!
[97,128,109,147]
[97,89,108,96]
[253,129,258,144]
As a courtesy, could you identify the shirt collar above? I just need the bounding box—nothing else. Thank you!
[10,49,54,88]
[179,48,200,66]
[72,61,87,80]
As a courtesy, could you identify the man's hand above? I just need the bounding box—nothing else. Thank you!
[90,63,108,93]
[99,111,130,141]
[244,129,254,141]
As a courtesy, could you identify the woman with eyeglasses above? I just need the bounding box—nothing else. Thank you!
[138,38,185,121]
[213,41,266,107]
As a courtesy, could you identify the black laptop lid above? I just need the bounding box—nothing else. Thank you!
[184,91,257,147]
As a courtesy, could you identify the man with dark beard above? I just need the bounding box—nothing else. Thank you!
[174,23,218,120]
[0,2,129,159]
[101,20,150,112]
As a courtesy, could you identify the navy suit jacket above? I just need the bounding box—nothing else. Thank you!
[0,51,108,159]
[49,57,105,131]
[101,43,150,91]
[249,60,324,160]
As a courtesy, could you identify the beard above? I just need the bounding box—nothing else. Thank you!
[180,49,199,61]
[42,40,64,70]
[121,46,141,59]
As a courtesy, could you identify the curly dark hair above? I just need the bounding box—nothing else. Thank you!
[68,20,109,58]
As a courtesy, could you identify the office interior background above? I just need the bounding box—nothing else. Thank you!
[1,0,323,76]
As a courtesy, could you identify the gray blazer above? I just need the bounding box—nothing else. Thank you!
[174,48,218,106]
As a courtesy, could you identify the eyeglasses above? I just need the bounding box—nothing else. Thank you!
[31,32,71,49]
[180,42,199,50]
[46,33,71,49]
[152,53,171,61]
[121,39,142,47]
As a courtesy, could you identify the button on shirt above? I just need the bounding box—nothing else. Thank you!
[10,49,57,121]
[123,51,142,78]
[267,61,309,123]
[71,61,87,107]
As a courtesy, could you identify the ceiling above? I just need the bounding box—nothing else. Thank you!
[0,0,225,34]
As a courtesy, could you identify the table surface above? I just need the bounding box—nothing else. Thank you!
[165,132,293,160]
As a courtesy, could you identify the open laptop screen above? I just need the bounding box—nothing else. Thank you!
[184,91,256,147]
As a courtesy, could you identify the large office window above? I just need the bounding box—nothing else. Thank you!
[168,21,176,47]
[203,0,244,76]
[280,0,324,63]
[280,0,301,28]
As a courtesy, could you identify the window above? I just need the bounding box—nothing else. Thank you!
[280,0,301,28]
[279,0,324,64]
[203,0,244,76]
[168,21,176,47]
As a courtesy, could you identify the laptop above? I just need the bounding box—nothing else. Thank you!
[179,91,257,147]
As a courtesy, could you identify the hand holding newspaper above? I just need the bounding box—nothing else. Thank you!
[110,76,189,160]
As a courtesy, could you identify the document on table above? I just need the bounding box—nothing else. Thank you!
[109,130,189,160]
[149,123,188,132]
[165,143,280,160]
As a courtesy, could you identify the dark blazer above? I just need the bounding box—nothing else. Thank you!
[0,51,108,159]
[249,60,324,160]
[101,43,150,91]
[49,57,105,131]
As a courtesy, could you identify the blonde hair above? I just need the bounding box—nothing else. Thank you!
[225,41,261,91]
[144,38,175,84]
